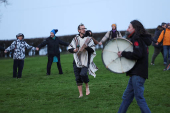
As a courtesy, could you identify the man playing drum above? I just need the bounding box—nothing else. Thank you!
[68,23,98,98]
[117,20,152,113]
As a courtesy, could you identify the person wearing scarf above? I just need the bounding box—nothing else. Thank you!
[117,20,152,113]
[36,29,69,75]
[99,24,122,45]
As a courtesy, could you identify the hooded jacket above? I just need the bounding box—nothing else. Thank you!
[122,33,152,79]
[5,39,35,59]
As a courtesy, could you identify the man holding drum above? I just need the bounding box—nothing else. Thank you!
[68,23,98,98]
[117,20,152,113]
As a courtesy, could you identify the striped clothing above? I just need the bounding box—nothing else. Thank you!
[68,35,98,77]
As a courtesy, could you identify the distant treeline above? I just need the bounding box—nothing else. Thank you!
[0,29,155,58]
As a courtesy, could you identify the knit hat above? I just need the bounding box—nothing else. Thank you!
[111,24,116,27]
[51,29,58,34]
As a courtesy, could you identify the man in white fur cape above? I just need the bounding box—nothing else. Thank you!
[68,23,98,98]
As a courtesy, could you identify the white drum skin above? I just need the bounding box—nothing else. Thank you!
[102,38,136,73]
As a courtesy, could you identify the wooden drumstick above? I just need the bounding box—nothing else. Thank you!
[106,57,119,68]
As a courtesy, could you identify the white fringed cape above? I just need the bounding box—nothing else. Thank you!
[68,35,98,77]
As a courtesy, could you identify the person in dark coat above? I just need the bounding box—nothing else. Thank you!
[117,20,151,113]
[151,23,166,65]
[36,29,69,75]
[0,46,5,51]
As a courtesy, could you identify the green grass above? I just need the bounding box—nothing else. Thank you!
[0,46,170,113]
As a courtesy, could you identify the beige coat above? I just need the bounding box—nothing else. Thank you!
[100,31,122,43]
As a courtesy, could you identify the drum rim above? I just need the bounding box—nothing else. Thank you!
[101,38,134,74]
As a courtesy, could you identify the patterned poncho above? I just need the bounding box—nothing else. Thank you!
[68,35,98,77]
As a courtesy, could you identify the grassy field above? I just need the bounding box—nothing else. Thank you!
[0,46,169,113]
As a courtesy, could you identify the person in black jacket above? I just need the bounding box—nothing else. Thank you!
[117,20,151,113]
[151,23,166,65]
[0,46,5,51]
[36,29,69,75]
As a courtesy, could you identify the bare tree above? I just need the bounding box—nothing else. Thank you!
[0,0,8,21]
[0,0,8,5]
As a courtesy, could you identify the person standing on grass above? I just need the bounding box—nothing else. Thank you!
[151,23,166,65]
[98,23,122,45]
[117,20,152,113]
[4,33,36,78]
[36,29,69,75]
[156,23,170,65]
[68,23,98,98]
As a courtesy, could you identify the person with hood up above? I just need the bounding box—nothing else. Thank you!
[117,20,152,113]
[36,29,69,75]
[4,33,36,78]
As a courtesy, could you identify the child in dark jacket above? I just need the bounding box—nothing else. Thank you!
[5,33,36,78]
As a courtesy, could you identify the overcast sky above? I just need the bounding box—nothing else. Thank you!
[0,0,169,40]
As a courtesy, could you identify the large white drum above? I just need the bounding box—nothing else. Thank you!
[102,38,136,73]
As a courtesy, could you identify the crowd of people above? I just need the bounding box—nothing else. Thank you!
[0,20,170,113]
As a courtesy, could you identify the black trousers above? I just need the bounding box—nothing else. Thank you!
[13,59,24,78]
[151,47,164,63]
[47,56,63,74]
[73,62,89,86]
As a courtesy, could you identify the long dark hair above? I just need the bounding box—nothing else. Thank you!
[130,20,147,36]
[85,30,93,37]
